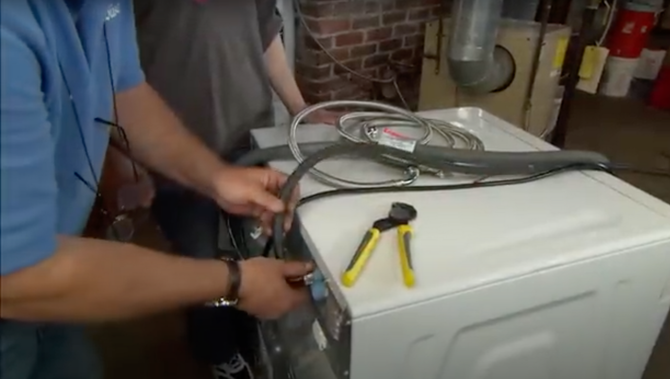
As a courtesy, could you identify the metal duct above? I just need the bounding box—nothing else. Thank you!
[447,0,515,94]
[502,0,541,20]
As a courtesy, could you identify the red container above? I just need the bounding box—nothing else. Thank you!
[606,3,658,59]
[649,66,670,111]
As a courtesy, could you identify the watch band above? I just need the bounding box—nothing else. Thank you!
[206,258,242,307]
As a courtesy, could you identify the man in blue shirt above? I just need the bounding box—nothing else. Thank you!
[0,1,312,378]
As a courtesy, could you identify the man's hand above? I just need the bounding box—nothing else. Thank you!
[212,167,299,234]
[303,109,343,126]
[237,258,313,319]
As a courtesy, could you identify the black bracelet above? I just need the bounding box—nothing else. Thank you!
[207,258,242,307]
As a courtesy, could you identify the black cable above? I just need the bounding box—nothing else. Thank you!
[103,24,139,183]
[58,56,122,241]
[268,143,612,259]
[246,158,667,258]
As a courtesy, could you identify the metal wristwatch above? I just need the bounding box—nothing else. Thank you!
[206,257,242,307]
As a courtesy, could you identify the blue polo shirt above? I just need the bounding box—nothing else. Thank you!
[1,0,144,275]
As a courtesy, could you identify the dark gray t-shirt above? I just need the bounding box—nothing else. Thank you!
[134,0,282,156]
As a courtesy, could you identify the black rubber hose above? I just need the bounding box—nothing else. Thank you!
[271,143,421,258]
[234,143,334,167]
[235,142,610,176]
[270,143,612,259]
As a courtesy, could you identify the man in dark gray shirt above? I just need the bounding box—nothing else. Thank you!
[132,1,337,378]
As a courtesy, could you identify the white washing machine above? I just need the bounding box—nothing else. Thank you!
[248,108,670,379]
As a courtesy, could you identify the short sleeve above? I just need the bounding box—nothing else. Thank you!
[256,0,283,51]
[115,0,145,91]
[1,24,58,275]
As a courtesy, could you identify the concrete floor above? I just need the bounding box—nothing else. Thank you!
[90,92,670,379]
[564,92,670,379]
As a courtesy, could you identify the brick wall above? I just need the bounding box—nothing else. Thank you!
[295,0,449,108]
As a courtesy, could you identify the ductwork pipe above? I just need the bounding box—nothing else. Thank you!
[448,0,515,94]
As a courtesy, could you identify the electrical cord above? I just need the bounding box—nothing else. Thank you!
[268,142,613,260]
[233,145,664,259]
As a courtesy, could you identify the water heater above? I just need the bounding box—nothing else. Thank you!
[419,19,570,138]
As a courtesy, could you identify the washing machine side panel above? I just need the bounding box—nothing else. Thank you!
[349,242,670,379]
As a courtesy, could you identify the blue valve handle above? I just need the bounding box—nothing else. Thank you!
[308,270,327,302]
[287,269,328,302]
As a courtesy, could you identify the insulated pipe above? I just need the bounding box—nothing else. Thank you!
[234,142,610,176]
[447,0,515,94]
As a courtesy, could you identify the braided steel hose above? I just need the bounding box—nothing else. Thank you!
[288,101,484,188]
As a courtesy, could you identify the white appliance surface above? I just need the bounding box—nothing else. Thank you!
[251,108,670,379]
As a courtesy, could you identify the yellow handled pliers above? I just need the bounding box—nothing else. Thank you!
[341,202,418,288]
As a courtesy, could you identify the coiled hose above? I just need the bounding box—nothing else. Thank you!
[289,101,485,188]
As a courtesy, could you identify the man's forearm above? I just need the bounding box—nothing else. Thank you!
[114,82,228,198]
[265,34,308,116]
[0,236,230,322]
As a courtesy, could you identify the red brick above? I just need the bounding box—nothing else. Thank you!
[351,43,378,58]
[360,68,380,79]
[296,61,333,81]
[431,5,446,18]
[335,31,364,47]
[333,85,368,100]
[382,11,407,25]
[403,34,424,47]
[333,59,363,76]
[365,1,381,14]
[366,27,393,42]
[333,1,365,15]
[394,0,423,9]
[304,91,333,103]
[303,35,333,50]
[352,15,380,30]
[391,48,414,62]
[305,18,352,35]
[322,47,351,62]
[412,46,425,62]
[364,53,390,68]
[379,38,403,52]
[300,3,335,18]
[299,80,334,101]
[394,24,420,37]
[299,47,350,66]
[408,8,431,21]
[300,77,350,94]
[350,67,379,87]
[381,1,395,11]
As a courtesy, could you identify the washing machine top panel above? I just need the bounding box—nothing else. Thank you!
[251,108,670,318]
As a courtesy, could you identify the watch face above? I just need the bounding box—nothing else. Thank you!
[205,298,239,308]
[221,298,239,307]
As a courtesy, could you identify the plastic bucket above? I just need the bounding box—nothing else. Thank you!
[606,2,658,58]
[649,66,670,110]
[599,56,639,97]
